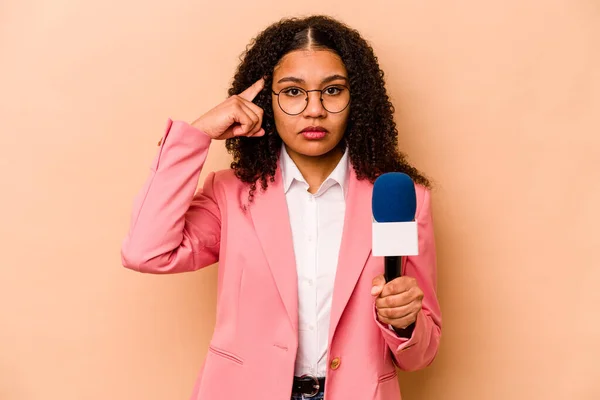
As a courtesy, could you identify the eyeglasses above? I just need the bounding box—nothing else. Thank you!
[271,85,351,115]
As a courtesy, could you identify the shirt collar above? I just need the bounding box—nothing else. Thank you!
[280,145,349,197]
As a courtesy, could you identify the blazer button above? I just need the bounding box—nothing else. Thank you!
[330,357,341,370]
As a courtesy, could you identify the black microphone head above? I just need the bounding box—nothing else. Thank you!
[372,172,417,222]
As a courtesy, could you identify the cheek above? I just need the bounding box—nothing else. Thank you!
[273,110,295,136]
[332,112,350,133]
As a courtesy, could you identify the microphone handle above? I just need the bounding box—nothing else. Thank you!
[384,256,402,282]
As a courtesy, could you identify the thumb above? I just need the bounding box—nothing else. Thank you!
[371,274,385,296]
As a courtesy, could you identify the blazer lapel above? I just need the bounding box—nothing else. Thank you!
[249,163,373,345]
[328,167,373,346]
[249,167,299,334]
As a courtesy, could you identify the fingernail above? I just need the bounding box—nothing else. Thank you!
[371,286,381,296]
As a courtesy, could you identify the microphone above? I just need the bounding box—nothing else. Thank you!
[371,172,419,282]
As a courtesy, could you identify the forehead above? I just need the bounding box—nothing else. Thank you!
[273,49,347,81]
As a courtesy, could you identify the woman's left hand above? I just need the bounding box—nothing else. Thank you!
[371,275,424,330]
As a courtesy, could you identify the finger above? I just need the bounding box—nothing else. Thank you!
[240,97,265,120]
[379,315,415,330]
[230,104,257,136]
[375,291,415,310]
[238,101,264,137]
[371,274,386,296]
[246,128,263,137]
[380,277,416,298]
[376,303,416,320]
[238,78,266,102]
[237,102,261,136]
[378,311,418,329]
[248,128,266,137]
[222,123,264,140]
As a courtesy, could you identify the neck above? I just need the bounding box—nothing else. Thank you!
[285,145,344,194]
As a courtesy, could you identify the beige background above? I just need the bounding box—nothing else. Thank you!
[1,0,599,399]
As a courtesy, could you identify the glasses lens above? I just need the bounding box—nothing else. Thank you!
[322,85,350,113]
[278,87,308,115]
[277,86,350,114]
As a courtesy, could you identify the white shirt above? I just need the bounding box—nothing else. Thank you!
[280,146,349,378]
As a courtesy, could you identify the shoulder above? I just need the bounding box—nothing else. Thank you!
[414,183,429,198]
[414,183,433,219]
[206,168,249,206]
[212,168,239,185]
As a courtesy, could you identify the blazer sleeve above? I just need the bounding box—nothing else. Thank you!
[120,119,221,274]
[372,187,442,371]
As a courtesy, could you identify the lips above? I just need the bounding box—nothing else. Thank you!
[301,131,327,140]
[300,126,328,133]
[299,126,328,140]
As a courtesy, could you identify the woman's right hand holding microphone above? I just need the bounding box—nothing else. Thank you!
[191,78,266,140]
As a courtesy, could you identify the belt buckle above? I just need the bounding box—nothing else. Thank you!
[299,374,320,398]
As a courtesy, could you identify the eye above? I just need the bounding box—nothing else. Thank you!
[281,87,305,97]
[324,86,344,96]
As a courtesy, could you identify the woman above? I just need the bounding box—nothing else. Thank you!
[121,15,441,400]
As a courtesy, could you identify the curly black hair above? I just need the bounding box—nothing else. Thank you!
[225,15,431,201]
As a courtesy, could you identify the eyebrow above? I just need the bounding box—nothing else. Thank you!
[276,74,348,85]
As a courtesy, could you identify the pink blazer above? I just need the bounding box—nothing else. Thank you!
[121,119,442,400]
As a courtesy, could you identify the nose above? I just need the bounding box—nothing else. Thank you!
[302,91,327,118]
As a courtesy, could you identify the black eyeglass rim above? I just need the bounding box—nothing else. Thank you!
[271,84,351,115]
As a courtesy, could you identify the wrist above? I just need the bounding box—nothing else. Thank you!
[392,322,416,338]
[189,119,216,141]
[190,118,206,132]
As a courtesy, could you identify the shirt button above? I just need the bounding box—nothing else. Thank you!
[330,357,341,370]
[309,325,314,331]
[308,279,313,286]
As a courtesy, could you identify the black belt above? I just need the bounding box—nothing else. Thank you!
[292,375,325,397]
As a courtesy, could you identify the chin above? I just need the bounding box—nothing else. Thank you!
[290,139,341,158]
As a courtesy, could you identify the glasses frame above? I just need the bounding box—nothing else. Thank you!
[271,84,351,115]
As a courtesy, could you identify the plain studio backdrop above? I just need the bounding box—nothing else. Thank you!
[1,0,599,399]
